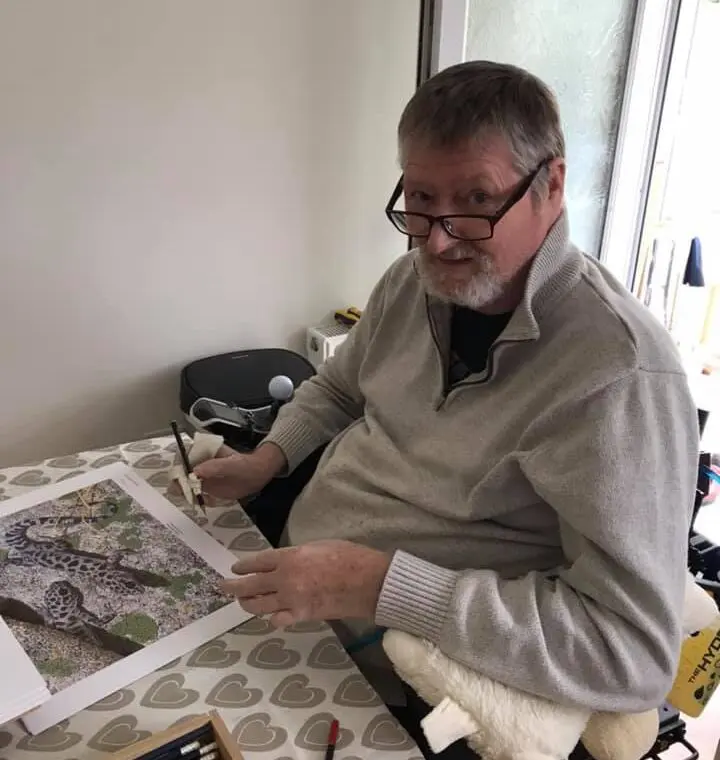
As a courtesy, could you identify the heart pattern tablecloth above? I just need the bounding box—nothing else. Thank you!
[0,437,420,760]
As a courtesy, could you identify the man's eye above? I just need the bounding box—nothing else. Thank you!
[408,190,432,203]
[469,191,489,205]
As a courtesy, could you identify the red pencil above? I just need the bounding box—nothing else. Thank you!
[324,719,339,760]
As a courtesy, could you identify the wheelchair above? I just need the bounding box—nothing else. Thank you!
[244,431,717,760]
[180,349,716,759]
[238,441,718,758]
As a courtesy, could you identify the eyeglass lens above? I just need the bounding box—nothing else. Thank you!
[388,211,492,241]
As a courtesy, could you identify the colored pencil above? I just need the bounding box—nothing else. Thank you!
[324,719,339,760]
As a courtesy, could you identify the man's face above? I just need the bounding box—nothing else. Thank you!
[401,134,565,313]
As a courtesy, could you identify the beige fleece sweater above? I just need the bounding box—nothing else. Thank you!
[264,211,699,712]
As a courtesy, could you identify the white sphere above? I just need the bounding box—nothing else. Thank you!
[268,374,294,401]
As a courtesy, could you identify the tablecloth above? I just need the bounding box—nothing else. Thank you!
[0,437,420,760]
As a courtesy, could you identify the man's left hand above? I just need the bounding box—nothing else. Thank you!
[220,540,392,628]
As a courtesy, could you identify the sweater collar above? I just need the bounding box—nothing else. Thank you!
[422,208,583,343]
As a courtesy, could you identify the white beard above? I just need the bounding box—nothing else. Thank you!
[416,245,505,310]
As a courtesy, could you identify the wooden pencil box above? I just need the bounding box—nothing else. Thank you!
[110,711,243,760]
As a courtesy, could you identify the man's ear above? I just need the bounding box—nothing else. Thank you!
[546,158,566,207]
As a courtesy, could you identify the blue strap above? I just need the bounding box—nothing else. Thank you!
[344,626,388,654]
[703,465,720,485]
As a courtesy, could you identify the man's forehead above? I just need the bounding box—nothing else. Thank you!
[401,138,516,184]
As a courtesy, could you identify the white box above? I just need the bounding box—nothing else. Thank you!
[306,323,350,368]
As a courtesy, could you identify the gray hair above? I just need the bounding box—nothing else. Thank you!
[398,61,565,199]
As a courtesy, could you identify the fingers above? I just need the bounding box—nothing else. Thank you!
[269,610,297,629]
[231,549,284,575]
[220,571,277,599]
[193,457,231,479]
[236,594,284,617]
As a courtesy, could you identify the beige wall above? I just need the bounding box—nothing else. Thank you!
[0,0,418,466]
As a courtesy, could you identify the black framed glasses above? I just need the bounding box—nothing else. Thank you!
[385,159,550,242]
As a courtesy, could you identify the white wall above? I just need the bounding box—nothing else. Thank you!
[0,0,418,466]
[308,2,419,306]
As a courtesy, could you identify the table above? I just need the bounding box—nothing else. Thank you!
[0,437,420,760]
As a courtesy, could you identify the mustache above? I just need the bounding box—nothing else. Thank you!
[418,243,494,271]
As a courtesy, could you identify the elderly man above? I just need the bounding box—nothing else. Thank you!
[197,61,698,755]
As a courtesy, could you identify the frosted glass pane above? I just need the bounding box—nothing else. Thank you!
[465,0,635,255]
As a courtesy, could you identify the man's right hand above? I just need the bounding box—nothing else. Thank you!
[193,442,287,501]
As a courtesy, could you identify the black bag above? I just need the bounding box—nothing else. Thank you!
[179,347,315,451]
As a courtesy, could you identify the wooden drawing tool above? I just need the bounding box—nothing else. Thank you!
[170,420,205,510]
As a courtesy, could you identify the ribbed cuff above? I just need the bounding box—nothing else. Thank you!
[262,415,327,474]
[375,550,459,643]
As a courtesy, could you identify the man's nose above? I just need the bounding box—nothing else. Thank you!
[423,220,455,256]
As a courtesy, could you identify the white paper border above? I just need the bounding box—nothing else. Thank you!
[0,617,50,725]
